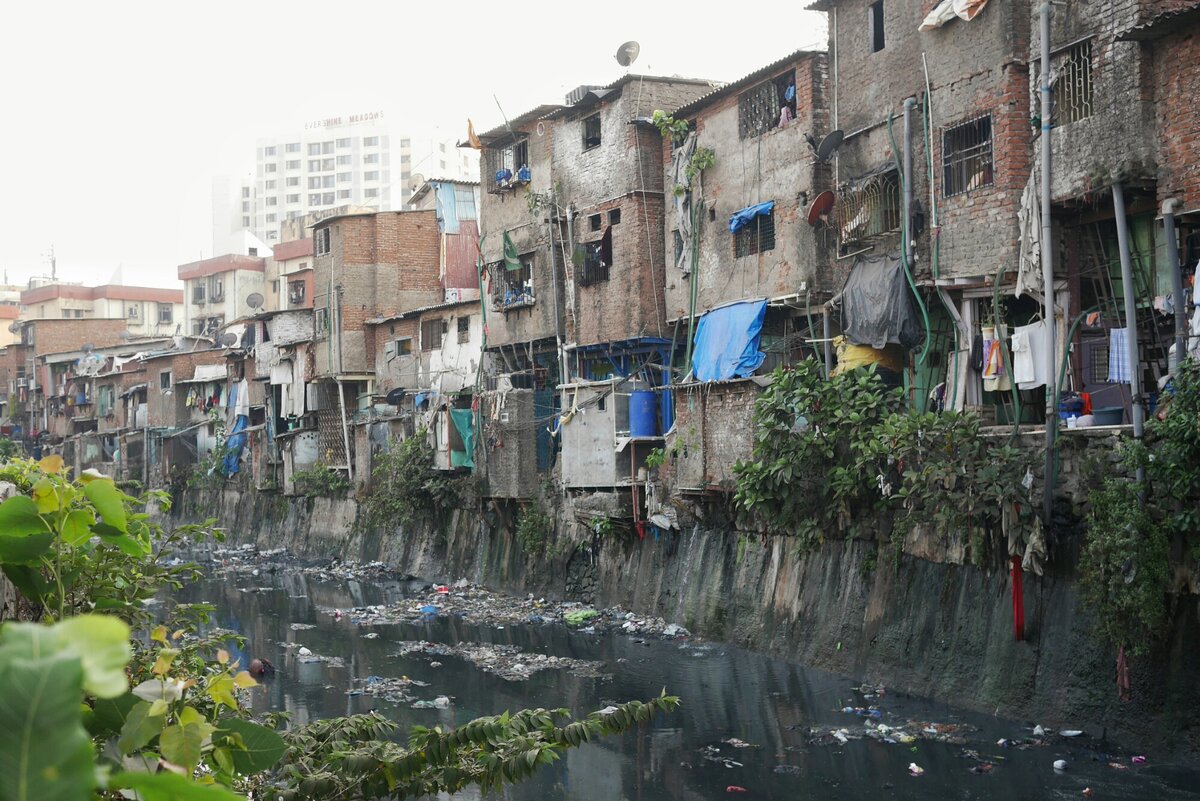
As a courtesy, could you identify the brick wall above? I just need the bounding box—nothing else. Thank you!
[312,211,441,375]
[1148,22,1200,208]
[142,350,227,429]
[368,317,420,393]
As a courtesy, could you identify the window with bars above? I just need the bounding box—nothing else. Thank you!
[942,115,993,197]
[490,257,535,310]
[315,227,331,255]
[485,138,530,189]
[582,114,602,150]
[1051,40,1093,126]
[577,227,613,285]
[734,212,776,257]
[836,170,901,246]
[738,72,797,139]
[457,315,471,344]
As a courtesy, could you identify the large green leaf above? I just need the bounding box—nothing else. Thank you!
[82,479,126,535]
[212,718,286,774]
[0,496,48,537]
[30,479,60,514]
[0,565,50,606]
[159,707,213,772]
[0,496,52,565]
[88,692,139,738]
[117,701,166,756]
[109,772,245,801]
[59,510,96,548]
[0,616,131,699]
[0,652,95,801]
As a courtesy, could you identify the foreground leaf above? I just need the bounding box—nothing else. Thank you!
[212,718,286,774]
[109,771,244,801]
[0,652,95,801]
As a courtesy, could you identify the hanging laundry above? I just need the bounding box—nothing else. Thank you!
[1108,327,1132,384]
[778,105,793,127]
[981,324,1011,392]
[1011,320,1050,389]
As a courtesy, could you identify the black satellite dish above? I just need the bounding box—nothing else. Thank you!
[814,130,845,162]
[246,292,265,311]
[219,332,239,348]
[615,41,640,68]
[385,387,406,406]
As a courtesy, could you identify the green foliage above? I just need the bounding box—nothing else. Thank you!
[588,515,615,538]
[644,448,666,470]
[684,146,716,185]
[651,110,689,144]
[734,361,1032,560]
[733,362,902,548]
[255,692,680,800]
[0,437,19,461]
[1080,358,1200,652]
[291,464,351,498]
[362,432,462,531]
[515,502,553,555]
[0,457,218,624]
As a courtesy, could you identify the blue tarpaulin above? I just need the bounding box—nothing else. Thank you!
[728,201,775,233]
[222,414,249,477]
[434,181,460,234]
[691,299,768,381]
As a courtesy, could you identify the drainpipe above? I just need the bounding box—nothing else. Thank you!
[1039,2,1058,525]
[545,194,567,381]
[336,377,353,482]
[1162,198,1185,372]
[903,97,917,269]
[822,308,833,378]
[1112,182,1145,484]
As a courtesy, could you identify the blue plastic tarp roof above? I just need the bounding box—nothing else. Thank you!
[728,201,775,233]
[691,299,768,382]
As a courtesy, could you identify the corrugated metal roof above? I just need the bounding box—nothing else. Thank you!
[673,49,826,119]
[365,297,480,325]
[477,104,565,143]
[1117,3,1200,39]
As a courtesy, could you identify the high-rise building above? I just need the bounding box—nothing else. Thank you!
[213,112,478,252]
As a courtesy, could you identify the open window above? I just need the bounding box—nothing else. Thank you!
[738,72,797,139]
[457,315,471,344]
[486,137,531,192]
[288,280,306,306]
[577,226,613,285]
[582,114,602,150]
[869,0,885,52]
[1050,40,1093,126]
[315,227,331,255]
[490,255,535,311]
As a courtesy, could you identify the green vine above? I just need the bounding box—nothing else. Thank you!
[515,502,554,555]
[291,464,351,498]
[361,432,462,531]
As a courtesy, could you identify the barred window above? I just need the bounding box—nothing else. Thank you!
[734,212,776,257]
[942,115,993,197]
[577,227,613,286]
[1052,40,1092,126]
[485,138,530,190]
[837,169,901,246]
[421,318,445,351]
[738,72,797,139]
[490,257,535,311]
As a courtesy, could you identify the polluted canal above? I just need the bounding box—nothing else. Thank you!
[174,551,1200,801]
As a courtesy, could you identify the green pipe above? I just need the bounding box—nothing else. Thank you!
[683,201,701,375]
[885,113,933,410]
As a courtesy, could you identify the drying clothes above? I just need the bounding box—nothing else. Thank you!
[778,106,793,127]
[981,324,1011,392]
[1108,327,1132,384]
[1012,321,1050,390]
[235,378,250,418]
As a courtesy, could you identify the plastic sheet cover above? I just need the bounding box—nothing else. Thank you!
[840,252,924,350]
[450,408,475,468]
[691,299,768,381]
[728,201,775,233]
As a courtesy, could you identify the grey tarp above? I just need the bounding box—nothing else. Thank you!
[840,252,924,350]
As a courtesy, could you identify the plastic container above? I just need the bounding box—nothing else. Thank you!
[629,390,658,437]
[1093,406,1125,426]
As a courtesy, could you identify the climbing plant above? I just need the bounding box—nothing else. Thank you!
[292,464,351,498]
[361,432,463,531]
[1080,358,1200,654]
[514,501,554,555]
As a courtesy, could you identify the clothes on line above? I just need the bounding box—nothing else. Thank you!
[1108,327,1132,384]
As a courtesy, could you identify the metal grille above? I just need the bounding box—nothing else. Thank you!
[1052,40,1093,126]
[490,259,535,311]
[315,383,347,466]
[836,171,901,245]
[942,114,994,196]
[1090,343,1109,383]
[734,213,776,256]
[738,73,796,139]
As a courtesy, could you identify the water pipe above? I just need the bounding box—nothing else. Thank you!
[1112,181,1145,484]
[1163,198,1185,372]
[1039,1,1058,524]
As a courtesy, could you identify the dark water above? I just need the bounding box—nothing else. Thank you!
[176,569,1199,800]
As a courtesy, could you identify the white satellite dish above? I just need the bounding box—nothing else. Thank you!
[246,292,265,311]
[409,173,426,193]
[615,41,641,68]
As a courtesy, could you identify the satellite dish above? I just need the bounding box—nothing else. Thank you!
[246,292,264,311]
[409,173,426,193]
[806,191,837,226]
[615,41,641,67]
[219,332,239,348]
[81,343,95,353]
[8,322,20,333]
[385,387,406,406]
[814,130,845,163]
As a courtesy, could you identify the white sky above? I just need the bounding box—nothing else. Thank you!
[0,1,826,290]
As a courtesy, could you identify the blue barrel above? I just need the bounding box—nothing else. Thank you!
[629,390,658,437]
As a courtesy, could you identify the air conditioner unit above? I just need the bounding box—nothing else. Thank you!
[444,288,462,303]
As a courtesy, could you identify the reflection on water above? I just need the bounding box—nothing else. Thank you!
[175,570,1200,800]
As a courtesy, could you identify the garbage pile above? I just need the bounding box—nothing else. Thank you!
[394,640,605,682]
[346,674,430,705]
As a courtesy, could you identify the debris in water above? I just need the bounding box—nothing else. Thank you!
[721,738,759,749]
[908,763,924,777]
[1054,759,1069,772]
[1131,755,1147,765]
[394,640,604,681]
[289,623,316,631]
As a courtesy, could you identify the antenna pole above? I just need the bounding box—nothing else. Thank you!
[50,245,56,281]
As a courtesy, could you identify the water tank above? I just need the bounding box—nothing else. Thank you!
[629,389,658,437]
